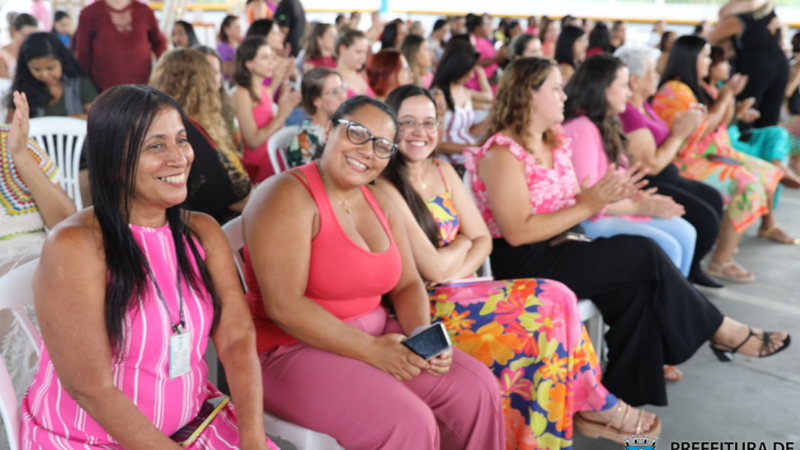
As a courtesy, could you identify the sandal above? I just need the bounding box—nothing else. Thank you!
[574,400,662,444]
[664,365,682,382]
[758,223,800,245]
[707,260,755,283]
[710,328,791,362]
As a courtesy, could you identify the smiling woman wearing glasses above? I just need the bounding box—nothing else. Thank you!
[241,95,505,449]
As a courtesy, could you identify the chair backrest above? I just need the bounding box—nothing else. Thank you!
[267,126,301,176]
[0,78,11,124]
[221,216,247,293]
[0,259,42,450]
[461,170,493,278]
[28,117,87,211]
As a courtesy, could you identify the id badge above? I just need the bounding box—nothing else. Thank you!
[169,328,193,379]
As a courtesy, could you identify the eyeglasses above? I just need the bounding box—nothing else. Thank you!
[323,82,348,97]
[337,119,398,159]
[398,119,439,133]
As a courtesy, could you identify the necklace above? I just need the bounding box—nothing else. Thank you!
[316,160,359,214]
[412,159,432,190]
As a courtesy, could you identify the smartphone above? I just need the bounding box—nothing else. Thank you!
[170,396,229,446]
[549,231,594,248]
[402,323,452,360]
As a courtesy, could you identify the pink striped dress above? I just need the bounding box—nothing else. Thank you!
[20,222,278,450]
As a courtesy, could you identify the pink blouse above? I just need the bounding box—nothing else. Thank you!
[463,130,579,238]
[563,116,649,222]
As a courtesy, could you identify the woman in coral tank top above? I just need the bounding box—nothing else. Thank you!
[242,95,505,449]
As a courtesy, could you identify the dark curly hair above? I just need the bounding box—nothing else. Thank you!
[6,32,91,113]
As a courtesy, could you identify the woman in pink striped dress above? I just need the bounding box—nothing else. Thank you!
[20,85,277,450]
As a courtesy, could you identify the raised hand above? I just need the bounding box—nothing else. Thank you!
[576,164,626,211]
[8,91,31,160]
[671,107,703,139]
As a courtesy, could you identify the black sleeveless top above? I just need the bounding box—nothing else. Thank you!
[736,11,782,52]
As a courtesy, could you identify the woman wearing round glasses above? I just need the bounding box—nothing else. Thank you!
[242,95,505,448]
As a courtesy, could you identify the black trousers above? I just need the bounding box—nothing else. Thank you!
[646,166,724,280]
[491,235,725,407]
[736,48,789,128]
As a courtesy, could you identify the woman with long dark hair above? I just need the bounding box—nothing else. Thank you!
[301,22,337,71]
[430,40,491,170]
[217,15,242,80]
[586,22,612,58]
[380,19,408,50]
[465,56,789,416]
[652,35,791,282]
[231,36,301,182]
[172,20,199,48]
[5,32,98,121]
[377,84,649,447]
[243,95,504,449]
[564,54,697,280]
[51,10,73,49]
[554,25,588,84]
[20,84,277,450]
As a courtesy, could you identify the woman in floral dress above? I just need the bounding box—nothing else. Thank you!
[376,85,658,448]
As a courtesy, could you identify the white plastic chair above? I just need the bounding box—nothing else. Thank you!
[0,78,11,124]
[221,216,344,450]
[0,259,41,450]
[28,117,87,211]
[461,170,606,357]
[267,126,301,176]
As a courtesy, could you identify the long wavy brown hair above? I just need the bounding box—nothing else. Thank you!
[485,57,560,149]
[150,48,233,154]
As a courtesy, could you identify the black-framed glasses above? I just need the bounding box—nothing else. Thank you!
[336,119,398,159]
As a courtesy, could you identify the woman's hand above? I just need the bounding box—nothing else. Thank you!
[735,97,761,123]
[722,73,749,97]
[277,83,301,118]
[8,91,31,160]
[365,334,430,381]
[576,165,627,211]
[671,106,703,139]
[427,349,452,376]
[612,162,650,202]
[634,192,685,218]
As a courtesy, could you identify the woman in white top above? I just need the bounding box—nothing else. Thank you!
[429,40,491,169]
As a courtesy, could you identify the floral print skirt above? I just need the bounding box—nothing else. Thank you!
[429,279,616,450]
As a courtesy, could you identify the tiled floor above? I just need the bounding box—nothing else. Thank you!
[575,188,800,448]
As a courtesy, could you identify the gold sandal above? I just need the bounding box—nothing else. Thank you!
[707,260,755,283]
[758,223,800,244]
[574,401,662,444]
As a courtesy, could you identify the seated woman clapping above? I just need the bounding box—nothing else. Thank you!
[465,57,789,422]
[242,95,505,449]
[21,85,278,450]
[376,84,654,446]
[563,54,698,279]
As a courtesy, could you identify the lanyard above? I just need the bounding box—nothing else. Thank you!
[144,261,185,333]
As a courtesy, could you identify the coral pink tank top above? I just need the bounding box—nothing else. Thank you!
[241,86,276,183]
[244,162,402,353]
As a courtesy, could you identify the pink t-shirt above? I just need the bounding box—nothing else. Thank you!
[465,36,498,93]
[463,129,579,238]
[618,101,670,146]
[563,115,649,222]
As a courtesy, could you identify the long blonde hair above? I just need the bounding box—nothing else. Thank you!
[150,48,233,154]
[486,57,560,149]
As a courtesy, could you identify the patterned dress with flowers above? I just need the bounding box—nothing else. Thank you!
[424,165,617,450]
[651,80,782,232]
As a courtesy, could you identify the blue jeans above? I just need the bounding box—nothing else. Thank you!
[581,216,697,277]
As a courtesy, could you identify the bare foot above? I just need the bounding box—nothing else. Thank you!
[712,317,789,357]
[578,401,658,433]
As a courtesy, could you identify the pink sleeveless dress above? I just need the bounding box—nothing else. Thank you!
[241,86,277,183]
[20,223,278,450]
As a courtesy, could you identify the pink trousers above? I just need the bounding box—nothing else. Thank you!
[259,308,505,450]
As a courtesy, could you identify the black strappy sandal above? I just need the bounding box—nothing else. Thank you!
[710,328,791,362]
